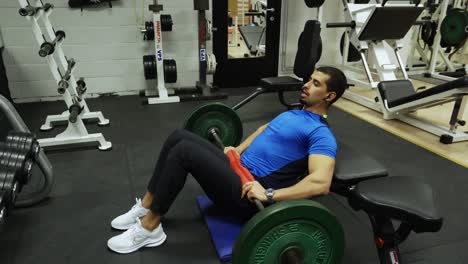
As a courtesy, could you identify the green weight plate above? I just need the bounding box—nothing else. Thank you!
[184,103,243,147]
[441,9,468,46]
[232,200,345,264]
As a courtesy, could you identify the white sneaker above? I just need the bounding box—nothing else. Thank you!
[107,218,167,254]
[111,198,149,230]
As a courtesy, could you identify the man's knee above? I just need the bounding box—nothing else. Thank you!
[167,129,191,142]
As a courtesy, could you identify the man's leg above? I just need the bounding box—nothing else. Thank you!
[142,137,254,229]
[111,129,223,230]
[146,129,227,195]
[108,137,253,254]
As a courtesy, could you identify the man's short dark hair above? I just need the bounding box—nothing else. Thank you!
[316,66,348,105]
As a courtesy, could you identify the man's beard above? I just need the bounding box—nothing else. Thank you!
[299,98,314,106]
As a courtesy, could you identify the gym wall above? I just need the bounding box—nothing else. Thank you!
[0,0,207,102]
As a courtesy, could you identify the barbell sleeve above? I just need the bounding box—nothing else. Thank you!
[326,21,356,28]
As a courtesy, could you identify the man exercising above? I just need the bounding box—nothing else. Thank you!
[107,66,348,254]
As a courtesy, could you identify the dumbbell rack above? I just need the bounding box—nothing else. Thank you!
[0,94,53,209]
[18,0,112,151]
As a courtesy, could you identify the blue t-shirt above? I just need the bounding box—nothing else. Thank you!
[241,110,337,189]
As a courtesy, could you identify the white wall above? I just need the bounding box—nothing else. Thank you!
[0,30,4,48]
[0,0,205,101]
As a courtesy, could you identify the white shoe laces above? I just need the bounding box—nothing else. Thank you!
[128,198,143,214]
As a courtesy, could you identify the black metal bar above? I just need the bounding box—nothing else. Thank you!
[449,97,463,131]
[198,8,207,87]
[326,21,356,28]
[232,88,267,111]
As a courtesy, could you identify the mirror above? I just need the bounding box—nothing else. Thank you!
[228,0,268,59]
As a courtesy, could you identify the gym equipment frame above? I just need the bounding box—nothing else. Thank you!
[328,1,468,143]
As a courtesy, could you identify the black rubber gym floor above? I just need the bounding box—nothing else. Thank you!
[0,90,467,264]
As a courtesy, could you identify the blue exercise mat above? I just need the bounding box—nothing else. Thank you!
[196,195,245,262]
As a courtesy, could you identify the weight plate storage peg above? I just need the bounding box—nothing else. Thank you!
[184,103,243,147]
[232,200,345,264]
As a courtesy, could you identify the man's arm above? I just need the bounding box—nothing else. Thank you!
[273,155,335,201]
[235,123,269,154]
[243,154,335,201]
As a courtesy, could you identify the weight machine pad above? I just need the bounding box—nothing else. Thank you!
[349,176,443,233]
[359,6,424,41]
[334,142,388,185]
[379,77,468,108]
[259,76,303,92]
[196,195,243,262]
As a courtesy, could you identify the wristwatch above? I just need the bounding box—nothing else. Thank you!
[265,188,275,203]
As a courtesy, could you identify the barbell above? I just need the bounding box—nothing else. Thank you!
[184,103,345,264]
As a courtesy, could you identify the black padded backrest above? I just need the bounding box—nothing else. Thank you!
[294,20,322,81]
[378,80,415,107]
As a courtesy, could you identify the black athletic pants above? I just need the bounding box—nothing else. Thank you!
[147,129,257,218]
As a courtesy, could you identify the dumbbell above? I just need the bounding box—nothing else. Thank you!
[0,191,9,229]
[0,166,21,206]
[68,103,84,124]
[18,3,54,17]
[5,131,40,161]
[0,144,34,185]
[39,30,66,57]
[76,78,87,97]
